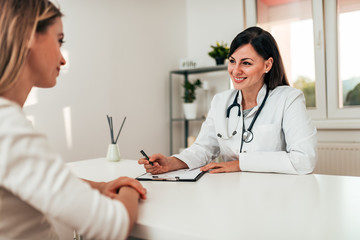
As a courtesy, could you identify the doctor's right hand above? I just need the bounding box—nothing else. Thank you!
[138,153,188,174]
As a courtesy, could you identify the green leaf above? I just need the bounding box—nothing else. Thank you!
[182,78,202,103]
[208,41,229,59]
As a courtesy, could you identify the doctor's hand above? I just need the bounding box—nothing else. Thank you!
[200,160,241,174]
[138,153,188,174]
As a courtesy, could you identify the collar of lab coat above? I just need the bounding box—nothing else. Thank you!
[237,84,268,117]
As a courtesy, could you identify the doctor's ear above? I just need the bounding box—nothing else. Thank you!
[265,57,273,73]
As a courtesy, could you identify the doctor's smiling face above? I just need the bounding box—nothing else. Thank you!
[228,27,288,93]
[228,43,273,94]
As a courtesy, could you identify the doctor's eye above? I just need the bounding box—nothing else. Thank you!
[229,58,236,64]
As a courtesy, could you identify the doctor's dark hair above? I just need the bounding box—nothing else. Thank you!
[228,26,289,90]
[0,0,63,94]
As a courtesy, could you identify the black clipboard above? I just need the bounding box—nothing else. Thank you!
[136,168,206,182]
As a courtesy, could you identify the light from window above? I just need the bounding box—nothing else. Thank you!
[338,0,360,107]
[257,0,316,108]
[63,106,72,149]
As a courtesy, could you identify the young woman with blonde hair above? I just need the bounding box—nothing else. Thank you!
[0,1,146,239]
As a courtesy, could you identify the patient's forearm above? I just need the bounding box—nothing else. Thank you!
[116,186,140,234]
[81,179,105,193]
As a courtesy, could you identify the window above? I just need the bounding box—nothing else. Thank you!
[337,0,360,107]
[245,0,360,122]
[253,0,326,119]
[326,0,360,119]
[257,0,316,108]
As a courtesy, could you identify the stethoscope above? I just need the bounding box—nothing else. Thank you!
[217,87,269,147]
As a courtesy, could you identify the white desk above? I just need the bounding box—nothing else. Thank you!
[67,158,360,240]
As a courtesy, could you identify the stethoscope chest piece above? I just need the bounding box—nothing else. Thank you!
[242,130,254,143]
[217,87,269,145]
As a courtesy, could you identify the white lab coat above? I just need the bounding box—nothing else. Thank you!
[173,84,317,174]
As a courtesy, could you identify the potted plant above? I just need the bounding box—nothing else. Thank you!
[182,78,202,119]
[208,41,230,65]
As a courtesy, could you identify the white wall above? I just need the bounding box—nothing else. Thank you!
[23,0,246,163]
[24,0,188,162]
[186,0,245,67]
[167,0,245,154]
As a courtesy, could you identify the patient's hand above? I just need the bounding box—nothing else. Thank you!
[83,177,147,200]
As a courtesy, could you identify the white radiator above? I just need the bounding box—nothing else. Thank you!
[314,142,360,176]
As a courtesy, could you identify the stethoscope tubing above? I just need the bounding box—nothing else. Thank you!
[218,87,270,153]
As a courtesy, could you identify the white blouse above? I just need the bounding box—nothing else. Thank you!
[0,98,129,240]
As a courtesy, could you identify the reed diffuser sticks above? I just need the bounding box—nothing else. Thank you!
[106,115,126,144]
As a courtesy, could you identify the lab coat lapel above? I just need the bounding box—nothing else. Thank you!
[243,84,268,118]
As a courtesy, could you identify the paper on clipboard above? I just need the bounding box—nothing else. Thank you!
[136,168,205,182]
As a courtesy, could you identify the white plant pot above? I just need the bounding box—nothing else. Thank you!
[183,102,197,119]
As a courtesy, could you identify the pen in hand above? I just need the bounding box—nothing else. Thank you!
[140,150,153,166]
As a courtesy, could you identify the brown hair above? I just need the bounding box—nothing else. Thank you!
[0,0,63,94]
[229,26,289,90]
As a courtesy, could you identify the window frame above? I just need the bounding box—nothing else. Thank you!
[244,0,360,129]
[325,0,360,119]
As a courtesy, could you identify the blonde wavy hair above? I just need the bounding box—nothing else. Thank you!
[0,0,63,94]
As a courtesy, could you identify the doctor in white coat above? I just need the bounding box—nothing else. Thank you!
[139,26,317,175]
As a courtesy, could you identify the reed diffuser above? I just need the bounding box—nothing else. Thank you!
[106,115,126,161]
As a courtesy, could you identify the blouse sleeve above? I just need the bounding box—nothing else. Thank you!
[0,105,129,240]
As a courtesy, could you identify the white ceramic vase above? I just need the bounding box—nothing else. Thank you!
[106,144,121,161]
[183,102,197,119]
